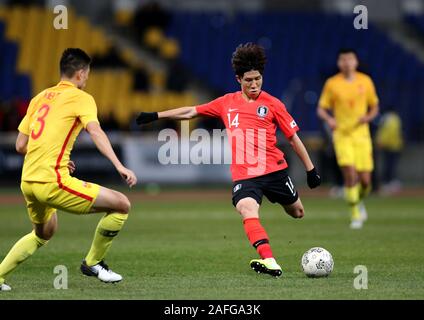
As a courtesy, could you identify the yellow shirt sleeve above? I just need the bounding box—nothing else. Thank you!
[76,94,100,128]
[17,99,36,135]
[367,78,379,107]
[18,114,30,135]
[318,80,332,110]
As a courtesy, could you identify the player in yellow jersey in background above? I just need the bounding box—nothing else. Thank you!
[376,106,403,195]
[317,49,379,229]
[0,48,137,291]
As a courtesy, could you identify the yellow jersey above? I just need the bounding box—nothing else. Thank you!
[376,112,403,151]
[18,81,99,183]
[318,72,379,137]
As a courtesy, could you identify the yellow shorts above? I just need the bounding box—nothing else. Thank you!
[21,176,101,224]
[333,134,374,172]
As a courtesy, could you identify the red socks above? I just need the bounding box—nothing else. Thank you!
[243,218,273,259]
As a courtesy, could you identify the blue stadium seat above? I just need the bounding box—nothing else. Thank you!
[167,11,424,141]
[13,74,32,101]
[0,20,34,103]
[0,21,5,40]
[0,41,18,100]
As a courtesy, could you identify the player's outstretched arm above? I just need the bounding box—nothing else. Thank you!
[288,133,321,189]
[136,107,198,125]
[15,132,29,155]
[86,122,137,187]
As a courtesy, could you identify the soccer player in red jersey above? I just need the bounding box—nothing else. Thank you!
[136,43,321,277]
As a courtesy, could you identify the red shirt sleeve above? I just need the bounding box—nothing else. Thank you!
[273,100,299,138]
[195,96,224,118]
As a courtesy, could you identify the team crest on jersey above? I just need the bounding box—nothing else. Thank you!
[257,105,269,118]
[233,184,242,193]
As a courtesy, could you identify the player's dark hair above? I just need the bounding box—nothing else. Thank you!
[231,43,267,77]
[338,48,358,57]
[60,48,91,78]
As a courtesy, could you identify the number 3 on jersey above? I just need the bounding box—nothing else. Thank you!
[227,113,240,128]
[31,104,50,140]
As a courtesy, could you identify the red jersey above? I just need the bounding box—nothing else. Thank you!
[196,91,299,181]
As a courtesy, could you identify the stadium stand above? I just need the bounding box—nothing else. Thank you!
[0,5,196,130]
[166,11,424,141]
[405,14,424,35]
[1,5,424,140]
[0,20,32,102]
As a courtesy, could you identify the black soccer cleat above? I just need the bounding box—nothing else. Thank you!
[250,258,283,277]
[80,260,123,283]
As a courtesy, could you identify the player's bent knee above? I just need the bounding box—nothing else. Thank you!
[117,194,131,214]
[236,198,259,218]
[94,187,131,214]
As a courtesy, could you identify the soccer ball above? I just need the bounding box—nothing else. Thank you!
[301,247,334,278]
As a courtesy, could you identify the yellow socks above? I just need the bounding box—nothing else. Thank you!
[345,185,361,221]
[85,213,128,266]
[0,213,129,284]
[0,231,48,285]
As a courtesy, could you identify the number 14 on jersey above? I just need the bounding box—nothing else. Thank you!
[227,113,240,128]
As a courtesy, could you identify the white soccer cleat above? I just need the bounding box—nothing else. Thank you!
[0,283,12,291]
[80,260,123,283]
[359,201,368,221]
[350,219,363,229]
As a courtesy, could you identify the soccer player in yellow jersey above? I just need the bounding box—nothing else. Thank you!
[0,48,137,291]
[317,49,379,229]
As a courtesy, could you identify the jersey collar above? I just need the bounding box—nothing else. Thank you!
[338,72,358,83]
[57,80,76,87]
[239,90,263,103]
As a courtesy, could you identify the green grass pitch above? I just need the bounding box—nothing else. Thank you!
[0,191,423,300]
